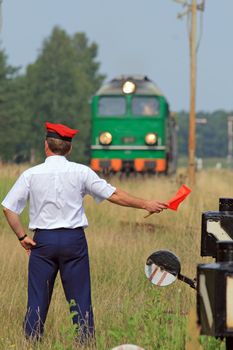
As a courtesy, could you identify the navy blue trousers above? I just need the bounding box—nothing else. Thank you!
[24,228,94,342]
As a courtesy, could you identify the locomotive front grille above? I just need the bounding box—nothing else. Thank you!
[99,160,111,169]
[122,160,134,172]
[121,137,135,144]
[144,160,156,170]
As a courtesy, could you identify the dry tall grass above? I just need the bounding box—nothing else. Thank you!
[0,167,231,350]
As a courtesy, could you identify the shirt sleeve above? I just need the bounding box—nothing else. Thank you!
[1,173,29,214]
[84,167,116,203]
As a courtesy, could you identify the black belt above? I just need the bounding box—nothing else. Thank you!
[34,227,83,232]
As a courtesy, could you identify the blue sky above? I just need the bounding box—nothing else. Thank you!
[2,0,233,112]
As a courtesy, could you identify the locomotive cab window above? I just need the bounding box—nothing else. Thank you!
[98,96,126,116]
[132,96,159,116]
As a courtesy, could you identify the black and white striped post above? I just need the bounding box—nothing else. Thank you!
[198,198,233,349]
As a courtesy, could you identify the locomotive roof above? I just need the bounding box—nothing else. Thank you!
[95,75,165,97]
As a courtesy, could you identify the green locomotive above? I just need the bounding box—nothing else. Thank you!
[90,75,177,174]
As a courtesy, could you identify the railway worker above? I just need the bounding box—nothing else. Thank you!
[1,122,167,344]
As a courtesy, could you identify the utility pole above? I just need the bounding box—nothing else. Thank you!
[188,0,197,185]
[173,0,205,185]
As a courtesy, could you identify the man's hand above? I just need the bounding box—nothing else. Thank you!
[20,236,36,254]
[145,200,168,214]
[3,208,36,254]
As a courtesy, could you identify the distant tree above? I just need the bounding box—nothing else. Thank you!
[199,110,228,158]
[177,111,189,156]
[71,32,104,161]
[0,50,29,162]
[177,110,229,158]
[26,26,105,163]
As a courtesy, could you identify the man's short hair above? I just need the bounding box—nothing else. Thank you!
[46,137,72,155]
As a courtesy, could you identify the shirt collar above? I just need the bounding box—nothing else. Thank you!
[45,155,67,163]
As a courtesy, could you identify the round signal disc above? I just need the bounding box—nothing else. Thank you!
[145,250,181,287]
[111,345,145,350]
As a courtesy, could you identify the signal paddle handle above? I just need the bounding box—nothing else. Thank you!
[144,212,153,219]
[178,274,196,290]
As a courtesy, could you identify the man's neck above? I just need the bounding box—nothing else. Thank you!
[46,150,58,157]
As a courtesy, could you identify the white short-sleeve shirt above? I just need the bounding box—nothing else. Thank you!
[1,156,116,230]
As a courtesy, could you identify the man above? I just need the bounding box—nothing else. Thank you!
[1,122,167,343]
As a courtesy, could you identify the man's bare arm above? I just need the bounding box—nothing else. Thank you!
[3,208,36,251]
[107,188,167,214]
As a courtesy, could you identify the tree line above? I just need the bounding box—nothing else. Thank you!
[0,26,231,164]
[0,26,104,164]
[178,111,229,158]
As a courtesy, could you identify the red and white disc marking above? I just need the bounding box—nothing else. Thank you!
[145,263,177,286]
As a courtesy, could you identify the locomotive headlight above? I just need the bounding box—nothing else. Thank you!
[145,133,157,145]
[122,81,136,94]
[99,132,112,145]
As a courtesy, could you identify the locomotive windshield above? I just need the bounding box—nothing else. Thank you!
[132,96,160,116]
[98,96,126,116]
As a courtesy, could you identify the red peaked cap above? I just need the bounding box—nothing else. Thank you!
[46,122,78,142]
[166,185,191,211]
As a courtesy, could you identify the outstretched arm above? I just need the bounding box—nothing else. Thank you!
[107,188,167,214]
[3,208,36,253]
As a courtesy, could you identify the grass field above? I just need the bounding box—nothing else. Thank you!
[0,165,231,350]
